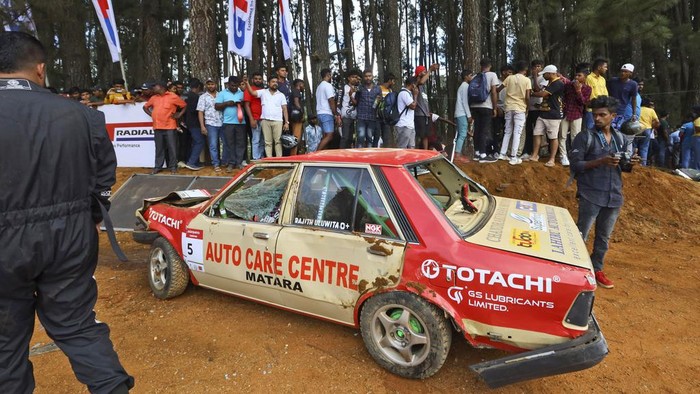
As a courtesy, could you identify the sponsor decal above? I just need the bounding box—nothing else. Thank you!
[516,201,537,212]
[510,212,548,232]
[245,271,303,292]
[485,202,509,242]
[204,242,359,291]
[149,210,182,230]
[182,228,204,269]
[511,228,540,250]
[420,259,554,294]
[545,206,583,260]
[365,223,382,235]
[114,127,154,142]
[294,217,350,230]
[187,262,205,272]
[0,79,31,90]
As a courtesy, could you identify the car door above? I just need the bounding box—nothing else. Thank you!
[275,165,406,325]
[182,164,296,306]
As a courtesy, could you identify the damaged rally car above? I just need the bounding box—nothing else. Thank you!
[134,149,607,387]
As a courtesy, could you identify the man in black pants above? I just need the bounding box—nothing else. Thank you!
[469,58,501,163]
[0,32,133,394]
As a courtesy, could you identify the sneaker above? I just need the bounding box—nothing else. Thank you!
[184,163,203,171]
[520,153,531,160]
[509,157,522,165]
[214,166,222,172]
[497,153,509,161]
[561,157,570,166]
[177,161,186,168]
[595,271,614,289]
[480,154,498,163]
[226,164,234,173]
[240,160,248,167]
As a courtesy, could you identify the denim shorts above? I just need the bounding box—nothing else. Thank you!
[318,114,335,134]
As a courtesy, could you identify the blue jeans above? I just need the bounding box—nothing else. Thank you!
[634,129,652,166]
[318,114,335,134]
[455,116,468,154]
[576,197,621,272]
[186,127,205,167]
[694,136,700,170]
[206,124,226,167]
[250,121,264,160]
[356,119,377,148]
[681,143,694,168]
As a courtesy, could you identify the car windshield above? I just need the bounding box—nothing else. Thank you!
[405,157,493,236]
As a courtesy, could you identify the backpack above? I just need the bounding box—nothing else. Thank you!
[378,88,409,126]
[468,72,490,104]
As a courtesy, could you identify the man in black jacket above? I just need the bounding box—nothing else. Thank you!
[0,32,133,393]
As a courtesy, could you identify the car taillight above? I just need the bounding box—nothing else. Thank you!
[564,291,594,328]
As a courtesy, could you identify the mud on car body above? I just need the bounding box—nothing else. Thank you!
[134,148,608,387]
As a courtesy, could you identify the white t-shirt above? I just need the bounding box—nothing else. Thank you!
[258,89,287,121]
[339,84,357,119]
[316,80,335,116]
[395,89,415,129]
[469,71,501,110]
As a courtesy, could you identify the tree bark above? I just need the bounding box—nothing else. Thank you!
[309,0,330,97]
[341,0,355,70]
[55,0,91,88]
[383,0,402,83]
[141,0,163,81]
[462,0,480,72]
[189,0,219,81]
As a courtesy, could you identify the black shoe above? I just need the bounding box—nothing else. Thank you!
[479,154,498,163]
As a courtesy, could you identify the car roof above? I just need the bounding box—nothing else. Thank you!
[260,148,442,166]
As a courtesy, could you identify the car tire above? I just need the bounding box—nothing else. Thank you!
[360,292,452,378]
[148,237,189,299]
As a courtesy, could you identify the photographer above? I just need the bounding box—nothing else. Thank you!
[569,95,639,289]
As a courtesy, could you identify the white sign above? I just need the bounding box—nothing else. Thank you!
[99,103,155,167]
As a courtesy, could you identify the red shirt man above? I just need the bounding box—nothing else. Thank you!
[244,73,265,160]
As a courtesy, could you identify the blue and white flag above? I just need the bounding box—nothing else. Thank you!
[91,0,122,62]
[229,0,256,60]
[2,0,37,33]
[278,0,294,60]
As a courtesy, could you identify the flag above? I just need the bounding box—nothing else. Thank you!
[91,0,122,63]
[278,0,294,60]
[2,0,37,33]
[229,0,256,60]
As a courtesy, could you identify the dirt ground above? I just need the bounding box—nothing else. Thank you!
[30,160,700,393]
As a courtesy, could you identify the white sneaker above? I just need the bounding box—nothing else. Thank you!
[497,153,508,160]
[241,160,248,167]
[520,153,530,160]
[561,157,570,166]
[509,157,523,165]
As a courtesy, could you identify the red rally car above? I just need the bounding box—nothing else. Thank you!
[133,149,607,387]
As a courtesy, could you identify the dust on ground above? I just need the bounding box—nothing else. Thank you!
[30,160,700,393]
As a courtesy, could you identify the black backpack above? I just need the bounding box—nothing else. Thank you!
[378,89,410,126]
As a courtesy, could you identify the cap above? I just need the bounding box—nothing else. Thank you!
[621,63,635,72]
[414,65,427,77]
[204,77,216,83]
[141,82,155,90]
[227,75,241,84]
[538,65,558,76]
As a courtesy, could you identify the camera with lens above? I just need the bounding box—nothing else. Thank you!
[614,152,633,172]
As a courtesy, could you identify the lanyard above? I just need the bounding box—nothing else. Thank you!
[595,130,619,153]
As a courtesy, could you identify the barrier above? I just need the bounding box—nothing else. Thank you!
[99,103,155,167]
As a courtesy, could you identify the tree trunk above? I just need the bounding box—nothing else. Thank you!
[383,0,402,83]
[370,0,382,79]
[462,0,480,72]
[189,0,219,81]
[141,0,163,81]
[55,0,91,88]
[309,0,330,97]
[341,0,355,70]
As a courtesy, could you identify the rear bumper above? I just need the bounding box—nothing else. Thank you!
[470,315,608,388]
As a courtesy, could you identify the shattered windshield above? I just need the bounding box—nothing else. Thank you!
[406,157,493,236]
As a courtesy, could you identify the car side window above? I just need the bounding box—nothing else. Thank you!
[211,166,294,223]
[293,166,397,238]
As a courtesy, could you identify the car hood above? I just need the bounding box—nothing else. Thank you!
[466,197,592,269]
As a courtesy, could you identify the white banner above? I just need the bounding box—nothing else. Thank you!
[278,0,294,60]
[99,103,155,167]
[228,0,256,60]
[91,0,122,63]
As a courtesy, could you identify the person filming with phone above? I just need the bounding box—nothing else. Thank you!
[569,95,640,290]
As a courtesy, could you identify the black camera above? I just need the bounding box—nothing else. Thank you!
[615,152,633,172]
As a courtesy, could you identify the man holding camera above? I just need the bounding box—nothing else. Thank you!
[569,95,640,289]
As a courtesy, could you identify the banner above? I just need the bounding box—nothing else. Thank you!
[1,0,37,33]
[100,103,156,168]
[229,0,256,60]
[91,0,122,62]
[278,0,294,60]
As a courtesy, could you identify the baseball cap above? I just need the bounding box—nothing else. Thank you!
[204,77,216,83]
[141,81,155,90]
[227,75,241,84]
[414,65,427,77]
[538,65,558,76]
[621,63,635,72]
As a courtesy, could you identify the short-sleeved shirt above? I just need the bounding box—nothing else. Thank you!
[339,84,356,119]
[528,76,546,111]
[585,73,608,102]
[607,78,638,115]
[639,106,658,130]
[144,92,186,129]
[277,79,291,104]
[502,74,532,113]
[216,89,246,124]
[316,80,335,116]
[694,117,700,137]
[196,91,223,127]
[290,88,304,111]
[539,79,565,119]
[257,89,287,121]
[244,86,263,120]
[104,89,132,104]
[414,85,430,118]
[396,89,415,129]
[184,91,202,128]
[470,71,500,110]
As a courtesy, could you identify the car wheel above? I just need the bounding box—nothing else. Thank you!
[360,292,452,378]
[148,237,189,299]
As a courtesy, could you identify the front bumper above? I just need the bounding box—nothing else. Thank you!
[470,315,608,388]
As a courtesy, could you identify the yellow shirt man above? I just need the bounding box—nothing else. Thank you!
[585,73,608,102]
[104,88,132,104]
[639,106,658,130]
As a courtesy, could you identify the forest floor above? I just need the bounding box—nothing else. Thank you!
[30,159,700,393]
